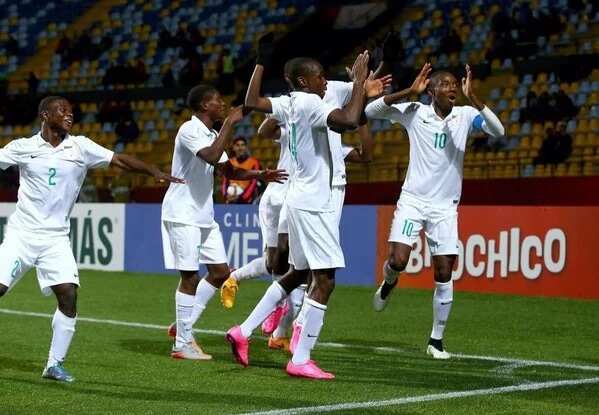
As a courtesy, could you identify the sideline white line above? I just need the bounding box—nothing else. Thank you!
[239,377,599,415]
[2,308,599,373]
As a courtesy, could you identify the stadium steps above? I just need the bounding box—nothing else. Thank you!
[8,0,124,85]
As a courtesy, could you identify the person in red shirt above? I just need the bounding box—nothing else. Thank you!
[222,137,261,203]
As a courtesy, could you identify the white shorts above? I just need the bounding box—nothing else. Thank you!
[287,206,345,271]
[161,220,227,270]
[332,185,346,226]
[389,193,459,256]
[259,192,283,248]
[277,201,289,235]
[0,228,79,296]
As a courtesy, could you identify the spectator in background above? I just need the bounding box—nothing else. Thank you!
[115,116,140,149]
[439,29,462,55]
[218,48,236,95]
[221,137,261,204]
[162,67,176,87]
[534,122,572,165]
[27,72,39,94]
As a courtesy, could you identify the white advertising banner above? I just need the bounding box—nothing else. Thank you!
[0,203,125,271]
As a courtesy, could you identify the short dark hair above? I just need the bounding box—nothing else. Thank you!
[38,96,68,115]
[233,137,247,145]
[186,84,218,111]
[283,57,320,89]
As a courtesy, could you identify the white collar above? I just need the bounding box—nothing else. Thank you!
[35,132,72,148]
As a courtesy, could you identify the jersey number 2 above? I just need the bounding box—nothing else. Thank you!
[48,168,57,186]
[434,133,447,149]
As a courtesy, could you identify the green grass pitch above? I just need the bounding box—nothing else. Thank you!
[1,270,598,414]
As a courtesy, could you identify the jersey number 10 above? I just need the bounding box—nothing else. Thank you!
[434,132,447,149]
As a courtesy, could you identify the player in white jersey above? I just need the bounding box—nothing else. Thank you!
[365,63,505,358]
[0,96,183,382]
[218,115,292,314]
[161,84,286,360]
[226,46,388,379]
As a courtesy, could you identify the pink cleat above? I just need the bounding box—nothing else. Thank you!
[289,321,302,354]
[225,326,250,367]
[286,360,335,380]
[261,302,289,335]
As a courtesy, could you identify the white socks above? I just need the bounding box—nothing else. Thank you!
[383,260,401,285]
[231,256,268,282]
[190,278,217,326]
[47,309,76,368]
[291,298,326,365]
[273,286,305,338]
[431,280,453,340]
[175,290,195,348]
[239,281,286,338]
[294,289,310,327]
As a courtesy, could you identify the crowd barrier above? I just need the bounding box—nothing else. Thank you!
[0,203,596,299]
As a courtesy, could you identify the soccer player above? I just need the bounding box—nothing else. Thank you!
[161,84,287,360]
[365,63,505,358]
[226,49,387,379]
[0,96,183,382]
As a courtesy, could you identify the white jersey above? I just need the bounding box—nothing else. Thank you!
[260,113,292,207]
[0,133,114,236]
[162,115,228,227]
[366,99,485,206]
[269,91,337,212]
[324,80,353,186]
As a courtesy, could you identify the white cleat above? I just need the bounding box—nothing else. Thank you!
[373,282,394,312]
[426,344,451,360]
[171,343,212,360]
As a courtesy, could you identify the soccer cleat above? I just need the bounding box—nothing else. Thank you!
[289,321,302,355]
[225,326,250,367]
[268,336,290,352]
[261,302,289,335]
[373,280,396,312]
[220,276,239,309]
[426,339,451,360]
[42,364,74,383]
[167,322,210,357]
[171,343,212,360]
[286,360,335,380]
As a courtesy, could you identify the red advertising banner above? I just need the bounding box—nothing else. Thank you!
[376,206,599,299]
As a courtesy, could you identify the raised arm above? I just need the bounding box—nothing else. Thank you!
[197,106,243,164]
[244,34,275,113]
[462,64,505,137]
[110,153,184,184]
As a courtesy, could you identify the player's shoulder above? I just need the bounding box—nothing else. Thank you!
[3,134,42,150]
[453,105,479,115]
[392,101,423,114]
[326,80,352,92]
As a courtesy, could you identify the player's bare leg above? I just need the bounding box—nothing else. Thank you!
[42,283,77,382]
[373,242,412,311]
[287,268,335,379]
[221,249,273,309]
[426,254,456,359]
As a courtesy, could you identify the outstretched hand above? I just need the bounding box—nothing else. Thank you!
[225,105,244,125]
[261,168,288,184]
[155,171,185,184]
[409,62,432,94]
[364,72,393,98]
[461,64,474,99]
[351,50,370,84]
